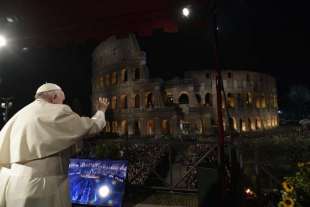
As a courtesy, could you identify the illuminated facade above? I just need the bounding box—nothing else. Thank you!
[92,35,278,137]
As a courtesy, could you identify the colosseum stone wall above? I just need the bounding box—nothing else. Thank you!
[92,34,279,137]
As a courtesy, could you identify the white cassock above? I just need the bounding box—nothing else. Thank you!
[0,99,106,207]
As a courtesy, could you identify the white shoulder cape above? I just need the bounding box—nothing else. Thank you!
[0,99,104,165]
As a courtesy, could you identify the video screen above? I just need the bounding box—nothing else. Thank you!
[68,159,128,207]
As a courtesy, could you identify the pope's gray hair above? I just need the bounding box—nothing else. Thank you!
[35,90,61,100]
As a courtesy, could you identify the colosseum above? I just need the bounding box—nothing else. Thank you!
[92,34,279,137]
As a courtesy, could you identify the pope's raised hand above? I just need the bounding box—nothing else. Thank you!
[96,97,109,112]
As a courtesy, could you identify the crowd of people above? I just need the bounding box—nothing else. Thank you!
[123,143,169,185]
[177,143,218,189]
[81,140,220,188]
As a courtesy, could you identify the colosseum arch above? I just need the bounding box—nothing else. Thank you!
[120,120,128,135]
[274,116,279,126]
[227,93,235,108]
[255,95,261,108]
[121,68,128,82]
[193,120,203,135]
[105,121,111,133]
[263,118,268,129]
[267,116,272,128]
[161,120,170,135]
[231,117,237,130]
[261,94,266,108]
[205,93,212,106]
[240,119,246,132]
[271,116,276,127]
[178,93,190,104]
[120,95,128,109]
[134,94,140,108]
[249,118,256,131]
[112,121,118,133]
[246,92,252,105]
[255,117,262,129]
[146,120,155,136]
[246,118,251,131]
[111,96,117,110]
[133,120,140,135]
[145,92,154,108]
[111,71,117,85]
[100,76,104,88]
[134,68,140,81]
[105,74,110,86]
[165,92,174,105]
[195,94,202,105]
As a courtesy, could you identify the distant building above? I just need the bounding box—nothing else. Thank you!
[92,34,279,137]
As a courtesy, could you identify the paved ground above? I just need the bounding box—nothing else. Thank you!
[124,192,198,207]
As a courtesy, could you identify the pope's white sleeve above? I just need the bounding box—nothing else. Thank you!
[91,110,106,130]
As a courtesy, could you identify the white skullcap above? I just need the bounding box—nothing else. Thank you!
[36,83,62,94]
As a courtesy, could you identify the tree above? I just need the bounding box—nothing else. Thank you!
[288,85,310,119]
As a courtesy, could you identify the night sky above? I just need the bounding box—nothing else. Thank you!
[0,0,308,118]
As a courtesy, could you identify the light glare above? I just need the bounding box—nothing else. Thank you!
[6,17,14,23]
[98,185,110,198]
[0,35,6,47]
[182,7,190,17]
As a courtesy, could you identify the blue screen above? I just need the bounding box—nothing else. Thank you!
[68,159,128,207]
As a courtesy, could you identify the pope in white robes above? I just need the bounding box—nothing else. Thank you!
[0,83,109,207]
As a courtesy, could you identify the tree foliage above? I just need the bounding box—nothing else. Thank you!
[287,85,310,119]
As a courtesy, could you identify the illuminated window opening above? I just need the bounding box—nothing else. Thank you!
[111,96,117,110]
[242,121,246,132]
[120,95,128,109]
[232,117,237,130]
[256,97,261,108]
[120,120,128,135]
[146,120,155,136]
[111,72,117,85]
[256,118,262,129]
[246,93,252,104]
[227,93,235,108]
[261,95,266,108]
[121,69,128,82]
[267,118,271,127]
[250,119,256,130]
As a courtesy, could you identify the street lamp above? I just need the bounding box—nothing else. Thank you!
[0,35,7,48]
[182,7,191,18]
[180,3,227,204]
